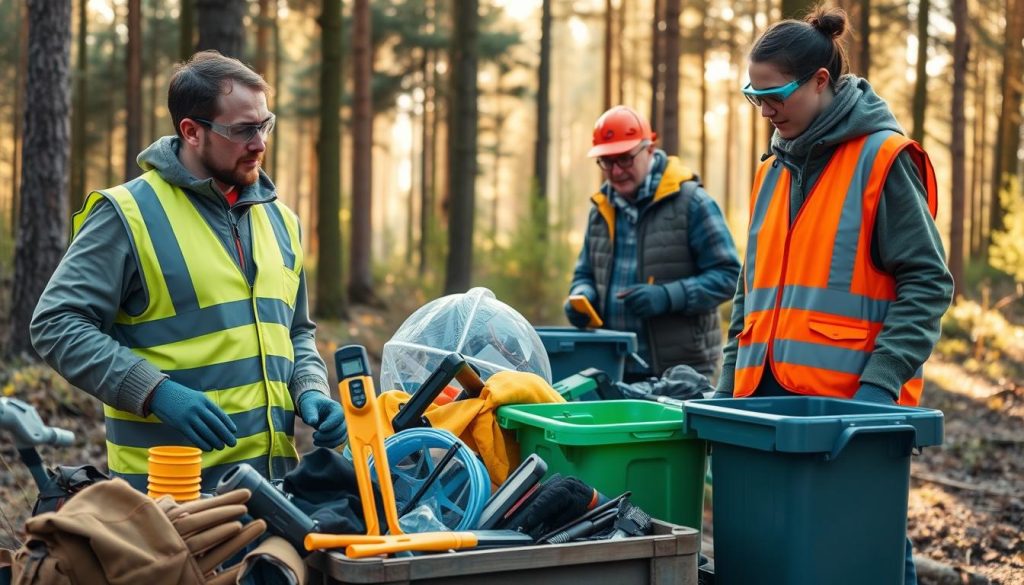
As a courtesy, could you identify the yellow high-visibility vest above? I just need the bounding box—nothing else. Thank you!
[72,170,303,490]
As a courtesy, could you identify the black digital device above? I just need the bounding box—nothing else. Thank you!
[215,463,318,555]
[476,454,548,529]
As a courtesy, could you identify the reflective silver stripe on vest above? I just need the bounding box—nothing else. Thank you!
[112,298,293,349]
[263,203,297,269]
[736,342,769,369]
[827,131,894,290]
[106,406,295,449]
[747,287,779,313]
[773,339,869,375]
[779,286,891,322]
[124,177,201,313]
[745,163,783,291]
[164,355,292,391]
[112,453,298,493]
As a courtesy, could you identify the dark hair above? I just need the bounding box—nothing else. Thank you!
[749,6,849,84]
[167,50,272,137]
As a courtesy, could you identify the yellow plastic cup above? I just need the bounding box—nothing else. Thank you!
[148,446,202,497]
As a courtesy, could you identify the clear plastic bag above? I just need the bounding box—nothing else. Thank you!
[380,287,551,393]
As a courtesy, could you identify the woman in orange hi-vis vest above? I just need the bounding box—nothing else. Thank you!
[714,7,954,584]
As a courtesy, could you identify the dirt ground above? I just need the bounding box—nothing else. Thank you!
[1,303,1021,583]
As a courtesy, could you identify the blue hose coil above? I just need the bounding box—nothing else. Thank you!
[369,427,490,531]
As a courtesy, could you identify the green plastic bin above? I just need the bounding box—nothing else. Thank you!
[682,397,944,585]
[497,400,707,532]
[534,326,638,382]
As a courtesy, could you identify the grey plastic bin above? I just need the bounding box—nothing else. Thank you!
[306,520,698,585]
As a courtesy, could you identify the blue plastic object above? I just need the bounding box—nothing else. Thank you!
[682,397,943,585]
[534,326,638,382]
[370,428,490,531]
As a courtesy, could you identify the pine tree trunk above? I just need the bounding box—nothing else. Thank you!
[949,0,968,295]
[911,0,929,145]
[989,0,1024,239]
[419,37,435,276]
[443,0,479,295]
[533,0,551,203]
[196,0,245,58]
[124,0,141,180]
[8,0,72,357]
[70,0,87,215]
[661,0,680,155]
[650,0,664,132]
[348,0,376,305]
[179,0,194,59]
[315,0,346,318]
[603,0,614,110]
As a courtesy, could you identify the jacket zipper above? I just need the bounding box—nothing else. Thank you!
[232,222,246,272]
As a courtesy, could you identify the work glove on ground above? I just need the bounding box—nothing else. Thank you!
[563,287,599,329]
[149,379,238,452]
[297,391,347,448]
[621,285,671,319]
[156,489,267,585]
[853,383,896,404]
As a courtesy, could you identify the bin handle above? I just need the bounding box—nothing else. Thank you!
[828,423,916,461]
[630,430,676,440]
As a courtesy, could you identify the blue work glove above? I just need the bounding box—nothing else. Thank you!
[853,383,896,404]
[621,284,671,319]
[149,379,238,452]
[297,391,347,448]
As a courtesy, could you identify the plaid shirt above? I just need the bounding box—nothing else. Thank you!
[571,150,740,377]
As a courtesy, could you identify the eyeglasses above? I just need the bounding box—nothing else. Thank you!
[596,141,650,170]
[193,114,276,144]
[741,71,817,107]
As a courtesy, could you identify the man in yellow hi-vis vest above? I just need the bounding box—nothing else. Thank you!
[30,51,345,492]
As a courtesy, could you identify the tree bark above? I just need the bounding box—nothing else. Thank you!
[70,0,87,215]
[661,0,680,155]
[256,0,270,76]
[971,55,988,255]
[650,0,664,133]
[911,0,929,145]
[533,0,551,203]
[603,0,614,110]
[419,34,435,276]
[179,0,194,60]
[989,0,1024,239]
[196,0,245,59]
[124,0,141,181]
[443,0,479,295]
[858,0,870,77]
[349,0,376,305]
[315,0,346,318]
[8,0,72,357]
[949,0,968,296]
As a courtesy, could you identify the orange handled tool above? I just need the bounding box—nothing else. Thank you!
[334,345,404,537]
[345,532,479,558]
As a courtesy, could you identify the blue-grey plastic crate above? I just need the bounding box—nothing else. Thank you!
[682,396,943,585]
[535,326,637,383]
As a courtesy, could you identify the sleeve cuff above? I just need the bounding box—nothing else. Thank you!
[119,360,167,417]
[860,353,911,399]
[290,375,331,405]
[570,283,597,300]
[663,281,688,313]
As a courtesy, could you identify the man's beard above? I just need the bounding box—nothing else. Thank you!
[200,140,261,187]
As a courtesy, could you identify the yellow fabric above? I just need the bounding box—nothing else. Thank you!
[379,371,565,487]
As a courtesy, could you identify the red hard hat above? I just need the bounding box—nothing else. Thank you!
[588,105,657,157]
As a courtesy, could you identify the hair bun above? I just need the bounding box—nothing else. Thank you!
[807,8,847,39]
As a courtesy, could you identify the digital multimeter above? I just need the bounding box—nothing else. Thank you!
[334,345,404,536]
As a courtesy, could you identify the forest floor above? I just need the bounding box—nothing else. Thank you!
[1,299,1021,583]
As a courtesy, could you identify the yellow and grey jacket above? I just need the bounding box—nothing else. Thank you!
[31,136,329,490]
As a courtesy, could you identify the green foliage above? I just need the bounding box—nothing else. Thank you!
[477,197,573,326]
[988,176,1024,284]
[938,298,1024,382]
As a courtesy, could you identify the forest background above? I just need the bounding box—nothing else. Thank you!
[0,0,1021,582]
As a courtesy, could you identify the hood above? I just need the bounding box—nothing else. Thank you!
[136,136,277,204]
[770,75,904,162]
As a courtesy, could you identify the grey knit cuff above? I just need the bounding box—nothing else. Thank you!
[860,353,909,399]
[290,375,331,405]
[119,359,167,417]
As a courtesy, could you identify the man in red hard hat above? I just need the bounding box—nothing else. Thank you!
[565,105,740,383]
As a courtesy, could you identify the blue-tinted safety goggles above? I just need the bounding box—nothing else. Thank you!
[741,71,816,107]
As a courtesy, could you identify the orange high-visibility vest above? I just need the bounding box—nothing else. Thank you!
[735,130,937,405]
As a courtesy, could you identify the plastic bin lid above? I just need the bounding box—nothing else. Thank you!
[533,326,638,354]
[497,400,694,446]
[682,397,943,458]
